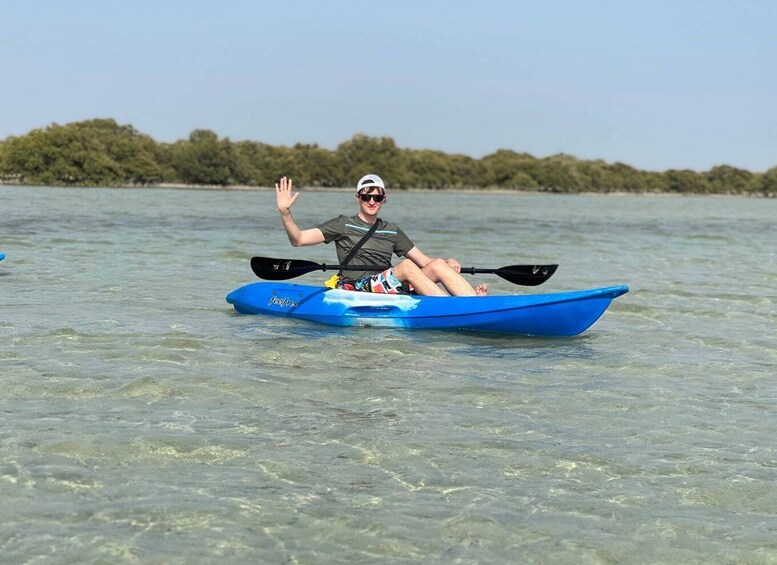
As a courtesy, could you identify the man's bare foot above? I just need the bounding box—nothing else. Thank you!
[474,283,488,296]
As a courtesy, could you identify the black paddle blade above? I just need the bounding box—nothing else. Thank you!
[250,256,323,280]
[462,264,558,285]
[494,264,558,285]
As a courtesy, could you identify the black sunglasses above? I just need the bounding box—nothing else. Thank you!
[359,193,385,203]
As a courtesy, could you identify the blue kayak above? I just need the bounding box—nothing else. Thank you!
[0,253,5,262]
[226,282,629,336]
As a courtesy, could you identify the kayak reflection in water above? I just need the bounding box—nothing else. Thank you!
[275,174,487,296]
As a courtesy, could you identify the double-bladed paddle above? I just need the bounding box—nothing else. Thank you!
[250,256,557,286]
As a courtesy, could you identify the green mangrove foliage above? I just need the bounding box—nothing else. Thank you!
[0,119,773,195]
[0,119,169,186]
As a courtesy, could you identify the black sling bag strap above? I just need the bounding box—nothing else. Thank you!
[341,218,380,266]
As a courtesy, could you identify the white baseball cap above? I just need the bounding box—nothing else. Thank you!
[356,174,385,193]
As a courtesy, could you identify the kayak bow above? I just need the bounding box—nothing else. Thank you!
[226,282,629,336]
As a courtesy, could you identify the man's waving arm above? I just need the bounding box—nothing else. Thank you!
[276,176,325,247]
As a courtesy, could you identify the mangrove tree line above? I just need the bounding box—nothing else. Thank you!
[0,119,774,195]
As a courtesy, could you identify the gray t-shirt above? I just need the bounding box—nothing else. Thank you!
[317,215,414,282]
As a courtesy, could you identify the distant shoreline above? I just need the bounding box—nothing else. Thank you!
[2,182,774,197]
[3,120,773,196]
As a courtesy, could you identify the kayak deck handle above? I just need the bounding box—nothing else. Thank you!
[345,305,404,317]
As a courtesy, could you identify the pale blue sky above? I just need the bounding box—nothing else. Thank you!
[2,0,775,172]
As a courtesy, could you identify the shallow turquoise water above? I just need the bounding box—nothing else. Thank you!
[1,186,775,563]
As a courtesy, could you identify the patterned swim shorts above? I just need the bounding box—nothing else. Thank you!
[338,268,409,294]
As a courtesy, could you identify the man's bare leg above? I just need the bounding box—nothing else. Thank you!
[394,258,488,296]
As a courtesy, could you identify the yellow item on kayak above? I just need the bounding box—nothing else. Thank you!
[324,274,340,288]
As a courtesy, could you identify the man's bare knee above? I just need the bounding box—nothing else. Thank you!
[421,258,453,280]
[394,258,422,280]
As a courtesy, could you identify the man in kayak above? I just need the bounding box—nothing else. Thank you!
[275,174,488,296]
